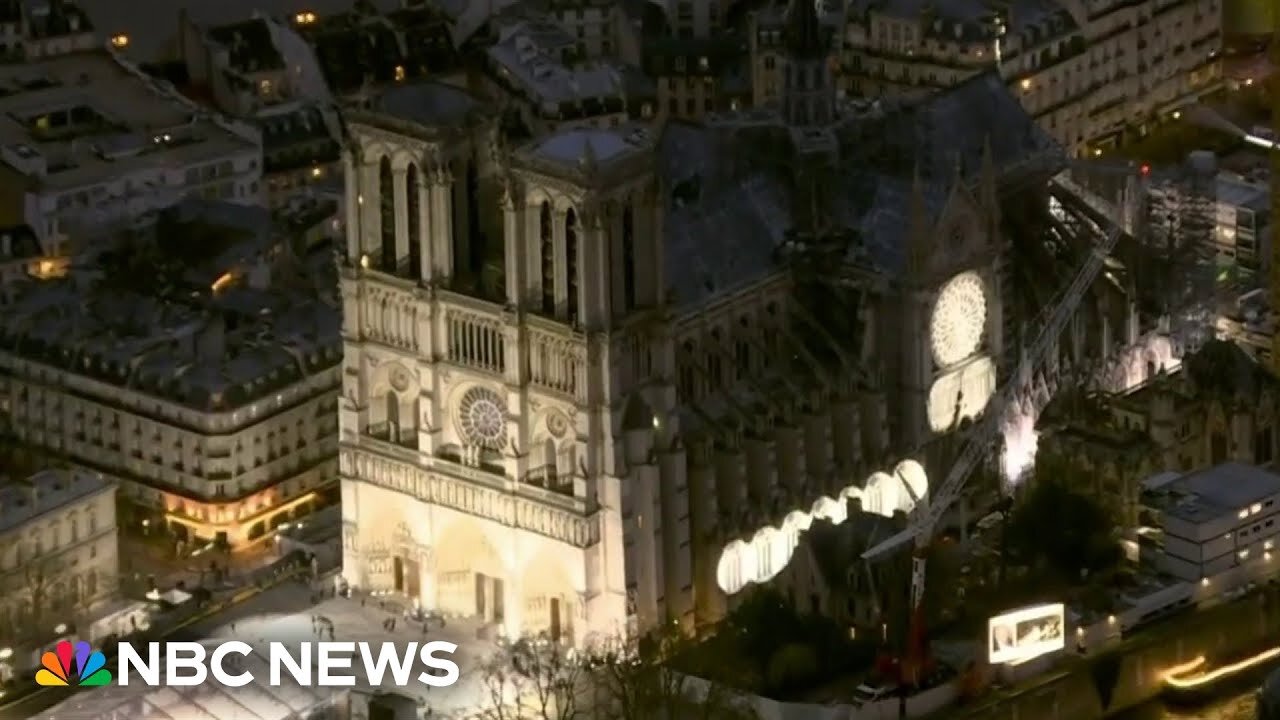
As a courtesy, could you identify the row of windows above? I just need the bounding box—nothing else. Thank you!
[536,201,638,319]
[6,509,103,569]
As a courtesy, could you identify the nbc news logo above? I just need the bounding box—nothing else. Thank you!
[35,640,112,687]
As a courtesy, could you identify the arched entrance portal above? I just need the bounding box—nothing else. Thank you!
[436,521,506,623]
[522,554,576,644]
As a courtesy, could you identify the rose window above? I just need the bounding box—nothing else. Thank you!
[458,387,506,449]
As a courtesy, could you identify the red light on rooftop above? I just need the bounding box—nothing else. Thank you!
[1140,164,1151,176]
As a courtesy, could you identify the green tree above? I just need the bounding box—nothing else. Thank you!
[1007,480,1120,578]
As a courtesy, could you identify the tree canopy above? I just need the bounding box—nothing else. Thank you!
[1006,479,1121,578]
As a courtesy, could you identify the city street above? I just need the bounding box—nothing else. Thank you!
[117,531,281,596]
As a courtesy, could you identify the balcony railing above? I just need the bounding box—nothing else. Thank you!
[365,422,420,450]
[524,464,576,496]
[344,439,600,547]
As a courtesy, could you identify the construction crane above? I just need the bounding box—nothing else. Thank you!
[861,177,1124,685]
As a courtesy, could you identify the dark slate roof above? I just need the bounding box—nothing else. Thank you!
[879,71,1062,183]
[803,515,900,591]
[834,173,927,275]
[374,81,480,128]
[659,121,791,309]
[298,6,459,95]
[1184,338,1278,399]
[657,71,1060,308]
[260,107,340,174]
[207,18,284,73]
[844,71,1062,272]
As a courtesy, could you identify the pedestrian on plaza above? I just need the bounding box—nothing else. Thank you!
[230,622,236,633]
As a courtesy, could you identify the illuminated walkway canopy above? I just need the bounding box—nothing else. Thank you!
[716,460,928,594]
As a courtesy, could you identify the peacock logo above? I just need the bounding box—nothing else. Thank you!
[35,640,112,687]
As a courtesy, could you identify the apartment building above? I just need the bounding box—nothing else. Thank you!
[643,35,750,119]
[833,0,1223,155]
[0,199,342,549]
[484,18,655,135]
[0,49,261,254]
[0,0,97,62]
[0,469,117,680]
[1212,171,1271,278]
[179,15,341,208]
[290,2,461,100]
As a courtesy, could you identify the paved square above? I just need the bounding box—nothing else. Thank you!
[30,581,499,720]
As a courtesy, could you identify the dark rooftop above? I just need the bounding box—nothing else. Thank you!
[208,18,285,74]
[374,81,481,128]
[656,71,1062,308]
[0,198,341,413]
[296,3,460,95]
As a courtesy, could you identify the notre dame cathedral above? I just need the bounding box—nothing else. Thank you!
[335,0,1129,645]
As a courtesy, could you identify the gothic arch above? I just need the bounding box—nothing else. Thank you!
[378,156,395,269]
[360,141,395,164]
[389,149,418,173]
[522,184,580,213]
[564,207,580,320]
[557,439,578,478]
[406,163,422,275]
[525,188,559,210]
[529,435,557,472]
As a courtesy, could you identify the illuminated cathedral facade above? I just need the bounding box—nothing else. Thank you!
[335,0,1107,643]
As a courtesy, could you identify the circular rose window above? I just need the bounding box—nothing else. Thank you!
[458,386,506,449]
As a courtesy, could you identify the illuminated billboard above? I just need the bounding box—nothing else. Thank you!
[987,603,1065,664]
